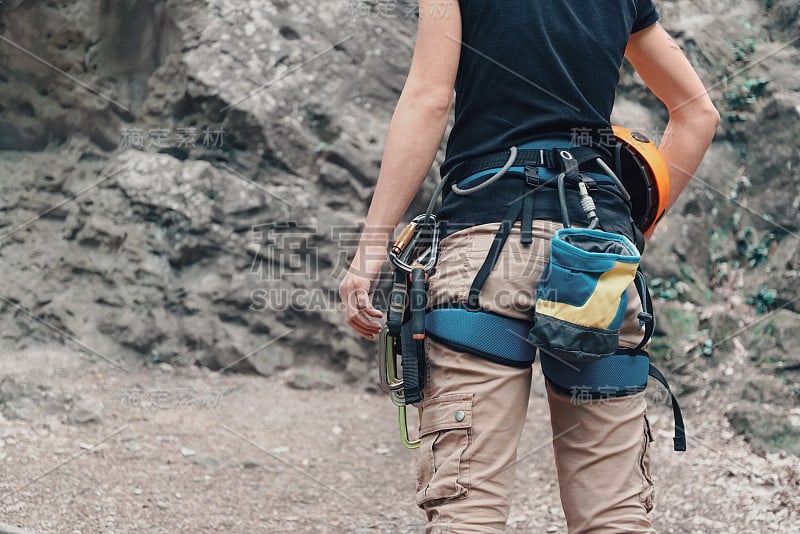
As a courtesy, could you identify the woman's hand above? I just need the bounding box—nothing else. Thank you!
[339,244,386,340]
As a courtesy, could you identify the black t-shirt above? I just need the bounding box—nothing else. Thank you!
[440,0,660,177]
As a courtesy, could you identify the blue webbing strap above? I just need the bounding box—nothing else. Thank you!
[540,352,650,396]
[425,307,536,368]
[426,307,687,452]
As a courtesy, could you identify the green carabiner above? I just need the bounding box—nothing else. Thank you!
[398,405,422,449]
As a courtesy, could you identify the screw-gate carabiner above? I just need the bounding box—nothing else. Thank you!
[389,214,440,274]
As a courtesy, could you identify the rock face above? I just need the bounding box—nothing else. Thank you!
[0,1,798,451]
[0,0,423,381]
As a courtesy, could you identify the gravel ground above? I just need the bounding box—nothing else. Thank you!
[0,344,798,533]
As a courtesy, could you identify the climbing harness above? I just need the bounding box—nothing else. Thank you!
[377,129,685,452]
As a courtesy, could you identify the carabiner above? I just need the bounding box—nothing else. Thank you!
[389,214,440,273]
[377,326,403,393]
[398,405,422,449]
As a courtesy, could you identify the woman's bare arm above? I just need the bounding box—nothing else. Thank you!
[625,23,720,214]
[340,0,462,339]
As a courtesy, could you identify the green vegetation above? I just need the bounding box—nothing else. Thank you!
[724,77,770,111]
[648,276,691,301]
[702,336,715,357]
[722,38,770,121]
[732,38,757,61]
[746,286,778,314]
[738,228,777,267]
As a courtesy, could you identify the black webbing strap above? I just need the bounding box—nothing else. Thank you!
[386,267,424,404]
[633,225,646,255]
[466,199,524,311]
[399,326,423,404]
[648,363,687,451]
[386,268,407,337]
[520,195,534,245]
[520,165,542,245]
[446,146,605,189]
[520,171,536,245]
[632,268,655,352]
[560,151,580,181]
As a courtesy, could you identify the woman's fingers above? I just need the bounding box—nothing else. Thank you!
[349,295,382,336]
[340,274,383,339]
[347,308,382,339]
[356,290,384,319]
[348,317,381,339]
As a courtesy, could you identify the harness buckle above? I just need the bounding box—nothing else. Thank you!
[637,311,654,331]
[579,173,599,190]
[523,164,541,187]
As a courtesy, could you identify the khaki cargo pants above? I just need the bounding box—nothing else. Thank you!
[416,221,656,533]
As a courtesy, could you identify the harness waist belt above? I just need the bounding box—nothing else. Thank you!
[446,145,608,189]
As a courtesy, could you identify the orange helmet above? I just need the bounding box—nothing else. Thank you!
[611,125,670,236]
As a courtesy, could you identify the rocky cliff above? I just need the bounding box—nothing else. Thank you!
[1,0,798,453]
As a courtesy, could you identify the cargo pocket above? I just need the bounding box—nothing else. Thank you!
[415,393,473,509]
[639,413,655,512]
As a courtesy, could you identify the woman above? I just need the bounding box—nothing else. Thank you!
[340,1,719,532]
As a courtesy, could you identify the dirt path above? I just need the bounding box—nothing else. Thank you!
[1,345,798,533]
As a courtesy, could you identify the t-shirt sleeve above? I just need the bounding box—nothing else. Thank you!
[631,0,660,33]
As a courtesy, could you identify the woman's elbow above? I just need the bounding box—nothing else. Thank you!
[693,102,720,141]
[425,90,454,115]
[674,98,720,136]
[702,101,721,131]
[401,84,453,116]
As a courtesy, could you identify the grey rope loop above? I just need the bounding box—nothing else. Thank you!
[594,157,631,203]
[424,145,517,220]
[425,170,452,222]
[450,146,518,196]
